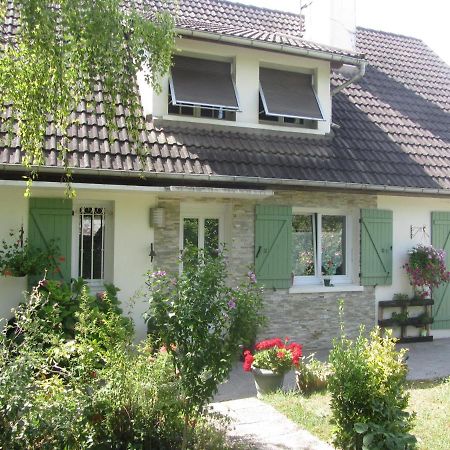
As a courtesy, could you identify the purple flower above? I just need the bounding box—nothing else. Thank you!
[153,270,167,277]
[227,299,236,309]
[247,271,257,284]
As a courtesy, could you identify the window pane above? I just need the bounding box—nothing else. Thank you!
[92,209,105,279]
[292,215,315,276]
[79,207,105,280]
[80,212,92,279]
[322,215,346,276]
[204,218,219,255]
[183,218,199,248]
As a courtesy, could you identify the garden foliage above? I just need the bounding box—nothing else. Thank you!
[146,247,266,419]
[328,313,416,450]
[0,282,226,449]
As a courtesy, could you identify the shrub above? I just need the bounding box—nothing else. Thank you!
[146,247,266,447]
[295,354,331,394]
[1,279,241,449]
[328,318,416,449]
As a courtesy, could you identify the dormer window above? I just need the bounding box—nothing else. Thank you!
[259,67,324,127]
[168,55,239,121]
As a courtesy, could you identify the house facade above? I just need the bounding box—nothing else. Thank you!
[1,0,450,349]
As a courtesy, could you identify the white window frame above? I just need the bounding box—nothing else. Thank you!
[179,204,225,253]
[292,208,353,287]
[71,201,114,292]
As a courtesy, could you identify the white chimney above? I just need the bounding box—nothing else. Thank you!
[302,0,356,52]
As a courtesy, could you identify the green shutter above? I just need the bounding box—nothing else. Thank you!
[28,198,72,287]
[360,208,393,286]
[431,212,450,330]
[255,205,292,289]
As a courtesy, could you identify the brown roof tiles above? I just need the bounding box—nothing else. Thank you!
[2,3,450,192]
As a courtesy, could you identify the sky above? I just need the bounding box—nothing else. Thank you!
[228,0,450,65]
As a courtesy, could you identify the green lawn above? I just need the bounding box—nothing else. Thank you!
[265,378,450,450]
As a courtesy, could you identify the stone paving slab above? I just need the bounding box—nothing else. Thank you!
[211,398,334,450]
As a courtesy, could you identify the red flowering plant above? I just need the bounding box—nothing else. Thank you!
[403,245,450,299]
[243,337,303,374]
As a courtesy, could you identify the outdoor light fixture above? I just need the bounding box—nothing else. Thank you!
[150,207,165,228]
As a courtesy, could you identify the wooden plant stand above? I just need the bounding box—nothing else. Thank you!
[378,298,434,343]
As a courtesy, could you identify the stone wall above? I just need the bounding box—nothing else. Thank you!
[153,190,378,350]
[153,199,180,274]
[263,288,376,351]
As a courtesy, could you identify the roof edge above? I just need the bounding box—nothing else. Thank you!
[2,164,450,197]
[176,27,365,65]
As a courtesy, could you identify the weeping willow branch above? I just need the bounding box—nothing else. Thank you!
[0,0,176,196]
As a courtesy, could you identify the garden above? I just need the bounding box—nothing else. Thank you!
[0,245,265,449]
[1,231,450,449]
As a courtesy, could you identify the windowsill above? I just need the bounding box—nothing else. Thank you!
[289,284,364,294]
[160,115,329,135]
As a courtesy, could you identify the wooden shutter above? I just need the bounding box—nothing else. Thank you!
[28,198,72,287]
[360,209,393,286]
[431,212,450,330]
[255,205,292,289]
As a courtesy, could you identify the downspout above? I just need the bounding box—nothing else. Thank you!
[331,60,367,95]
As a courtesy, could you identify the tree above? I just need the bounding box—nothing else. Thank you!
[0,0,175,195]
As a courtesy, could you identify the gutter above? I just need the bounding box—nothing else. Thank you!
[2,164,450,197]
[176,28,366,67]
[331,60,367,96]
[0,179,274,198]
[176,27,367,95]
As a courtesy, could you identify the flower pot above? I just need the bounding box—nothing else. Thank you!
[323,276,332,287]
[252,367,285,398]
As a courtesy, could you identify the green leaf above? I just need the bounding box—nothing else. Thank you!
[355,422,369,434]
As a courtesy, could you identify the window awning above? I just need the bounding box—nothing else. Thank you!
[259,68,324,121]
[170,56,240,111]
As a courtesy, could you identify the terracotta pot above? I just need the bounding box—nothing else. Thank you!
[252,367,285,398]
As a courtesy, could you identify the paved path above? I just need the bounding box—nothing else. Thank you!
[211,338,450,449]
[211,397,333,450]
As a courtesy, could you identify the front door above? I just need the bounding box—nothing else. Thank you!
[431,212,450,330]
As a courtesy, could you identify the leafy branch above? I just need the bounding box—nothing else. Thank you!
[0,0,176,195]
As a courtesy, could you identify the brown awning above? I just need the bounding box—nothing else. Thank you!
[259,68,324,120]
[170,56,240,111]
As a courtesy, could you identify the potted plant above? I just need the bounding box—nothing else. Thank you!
[295,354,332,394]
[403,244,450,300]
[0,226,60,277]
[243,337,302,397]
[322,256,340,286]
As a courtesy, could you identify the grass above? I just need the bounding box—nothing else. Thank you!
[265,377,450,449]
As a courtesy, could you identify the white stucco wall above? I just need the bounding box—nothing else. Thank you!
[0,187,28,324]
[0,184,157,341]
[147,37,332,135]
[376,195,450,337]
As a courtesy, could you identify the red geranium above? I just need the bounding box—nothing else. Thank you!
[243,350,254,372]
[242,337,303,374]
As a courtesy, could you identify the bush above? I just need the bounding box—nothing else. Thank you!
[328,319,416,449]
[146,247,266,447]
[295,354,331,394]
[0,280,239,449]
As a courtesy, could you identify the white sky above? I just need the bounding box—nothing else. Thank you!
[228,0,450,65]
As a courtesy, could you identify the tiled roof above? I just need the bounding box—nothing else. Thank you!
[2,3,450,192]
[138,0,362,60]
[142,0,304,39]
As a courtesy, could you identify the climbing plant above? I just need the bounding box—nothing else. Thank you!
[0,0,175,195]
